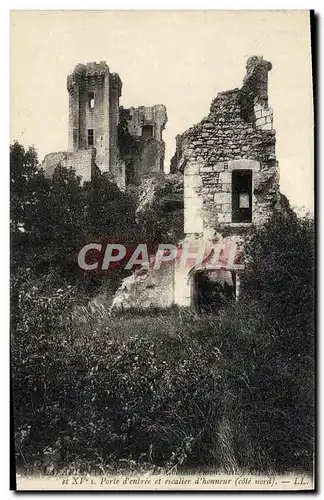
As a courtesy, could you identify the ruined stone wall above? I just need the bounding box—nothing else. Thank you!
[42,149,94,184]
[109,73,122,181]
[47,61,169,188]
[126,104,168,181]
[130,139,165,183]
[171,56,279,238]
[141,139,164,173]
[70,150,95,183]
[68,88,79,152]
[67,62,111,174]
[128,105,167,141]
[110,56,287,312]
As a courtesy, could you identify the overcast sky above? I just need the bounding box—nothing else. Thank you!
[11,10,313,212]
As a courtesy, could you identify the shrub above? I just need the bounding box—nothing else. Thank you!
[12,300,314,474]
[11,205,314,474]
[242,211,314,334]
[217,302,314,473]
[12,305,226,473]
[225,211,315,472]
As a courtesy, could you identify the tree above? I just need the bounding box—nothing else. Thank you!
[10,142,141,298]
[10,141,49,234]
[242,210,315,335]
[217,210,315,472]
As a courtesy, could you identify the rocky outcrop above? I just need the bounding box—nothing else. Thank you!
[110,265,174,312]
[136,173,183,217]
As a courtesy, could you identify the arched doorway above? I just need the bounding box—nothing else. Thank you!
[192,268,236,313]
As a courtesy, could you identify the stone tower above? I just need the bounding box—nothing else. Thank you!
[67,61,122,177]
[43,61,167,187]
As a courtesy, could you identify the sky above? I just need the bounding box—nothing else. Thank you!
[10,10,314,212]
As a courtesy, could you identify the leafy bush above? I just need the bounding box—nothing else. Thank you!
[12,302,314,474]
[242,210,314,334]
[12,306,226,473]
[227,210,315,472]
[10,142,138,295]
[217,302,314,473]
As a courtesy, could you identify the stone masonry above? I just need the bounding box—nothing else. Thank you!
[42,62,167,188]
[67,62,122,177]
[126,105,167,181]
[111,56,285,312]
[170,56,279,237]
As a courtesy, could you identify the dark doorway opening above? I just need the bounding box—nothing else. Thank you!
[88,129,94,147]
[193,270,236,313]
[232,170,252,223]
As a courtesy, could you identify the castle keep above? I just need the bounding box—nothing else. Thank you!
[67,62,122,180]
[42,61,167,187]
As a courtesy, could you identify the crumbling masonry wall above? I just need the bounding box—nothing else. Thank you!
[42,149,95,184]
[110,56,285,311]
[170,56,279,238]
[67,62,122,177]
[125,105,168,183]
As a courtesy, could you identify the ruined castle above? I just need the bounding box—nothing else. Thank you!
[43,61,167,188]
[111,55,284,311]
[43,56,284,311]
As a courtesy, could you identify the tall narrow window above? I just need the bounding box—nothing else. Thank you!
[232,170,252,223]
[88,92,94,109]
[88,129,94,147]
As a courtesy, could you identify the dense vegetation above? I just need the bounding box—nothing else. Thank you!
[11,142,314,475]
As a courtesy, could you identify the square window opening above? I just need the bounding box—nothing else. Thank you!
[141,124,154,139]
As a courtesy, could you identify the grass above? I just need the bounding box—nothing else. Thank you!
[12,291,314,476]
